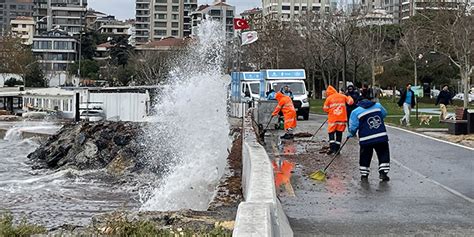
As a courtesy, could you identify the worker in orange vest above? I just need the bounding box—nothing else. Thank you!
[272,92,297,139]
[323,85,354,154]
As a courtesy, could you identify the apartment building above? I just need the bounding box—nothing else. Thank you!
[135,0,197,44]
[190,0,235,39]
[10,16,35,44]
[0,0,34,36]
[183,0,197,37]
[262,0,338,22]
[32,27,78,85]
[33,0,87,35]
[240,8,263,32]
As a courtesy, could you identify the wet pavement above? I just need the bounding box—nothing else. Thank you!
[264,114,474,236]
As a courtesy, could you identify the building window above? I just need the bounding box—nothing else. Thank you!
[172,6,179,12]
[226,10,233,16]
[34,40,52,49]
[282,6,290,11]
[155,5,167,11]
[209,9,221,16]
[294,6,299,10]
[171,22,178,28]
[155,21,167,27]
[155,30,167,36]
[171,30,178,36]
[157,14,167,19]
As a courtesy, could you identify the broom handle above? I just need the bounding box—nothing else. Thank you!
[311,119,328,140]
[324,137,350,171]
[263,116,274,130]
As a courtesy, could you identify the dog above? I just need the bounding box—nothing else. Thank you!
[419,114,433,125]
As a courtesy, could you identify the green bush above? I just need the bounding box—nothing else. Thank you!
[0,212,47,236]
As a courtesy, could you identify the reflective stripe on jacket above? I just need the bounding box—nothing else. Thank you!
[324,86,354,132]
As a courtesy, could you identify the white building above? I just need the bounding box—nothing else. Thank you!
[22,88,76,119]
[262,0,338,22]
[10,16,35,45]
[135,0,197,44]
[400,0,467,21]
[32,27,78,87]
[80,88,151,122]
[34,0,88,35]
[191,0,235,39]
[358,9,394,26]
[20,87,152,122]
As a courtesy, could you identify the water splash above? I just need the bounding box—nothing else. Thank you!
[4,127,22,141]
[140,20,231,211]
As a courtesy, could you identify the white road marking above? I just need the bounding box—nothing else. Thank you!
[391,158,474,204]
[387,125,474,151]
[310,113,473,203]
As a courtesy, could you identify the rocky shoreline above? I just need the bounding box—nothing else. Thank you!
[28,122,146,176]
[24,121,243,234]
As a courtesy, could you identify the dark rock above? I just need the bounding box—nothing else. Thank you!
[28,121,146,177]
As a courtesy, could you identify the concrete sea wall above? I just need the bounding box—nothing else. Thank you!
[233,116,293,237]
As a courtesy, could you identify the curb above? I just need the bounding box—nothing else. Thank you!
[233,116,293,237]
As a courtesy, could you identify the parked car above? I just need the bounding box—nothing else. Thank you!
[79,103,105,122]
[452,93,474,102]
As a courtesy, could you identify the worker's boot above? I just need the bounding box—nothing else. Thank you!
[379,172,390,182]
[280,133,294,139]
[361,175,369,182]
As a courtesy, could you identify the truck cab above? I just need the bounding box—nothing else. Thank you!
[268,80,310,120]
[241,81,260,100]
[264,69,310,120]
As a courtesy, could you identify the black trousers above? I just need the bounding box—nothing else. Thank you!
[359,141,390,176]
[328,131,343,152]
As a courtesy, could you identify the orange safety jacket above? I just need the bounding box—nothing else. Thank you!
[272,92,297,130]
[323,86,354,133]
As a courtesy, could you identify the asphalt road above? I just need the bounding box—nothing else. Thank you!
[264,114,474,236]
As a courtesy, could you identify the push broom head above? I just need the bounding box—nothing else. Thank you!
[310,170,326,181]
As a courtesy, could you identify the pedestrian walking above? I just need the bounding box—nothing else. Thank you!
[272,92,297,139]
[397,83,416,126]
[346,85,360,120]
[323,86,354,155]
[435,85,453,121]
[348,98,391,182]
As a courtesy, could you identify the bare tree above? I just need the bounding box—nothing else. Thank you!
[430,5,473,108]
[399,16,430,87]
[129,50,177,85]
[318,13,359,90]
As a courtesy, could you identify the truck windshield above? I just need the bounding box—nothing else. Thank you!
[272,82,306,95]
[249,83,260,95]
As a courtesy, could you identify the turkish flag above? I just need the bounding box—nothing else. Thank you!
[233,18,249,30]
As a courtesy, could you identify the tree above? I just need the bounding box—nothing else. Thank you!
[4,78,23,87]
[24,62,46,87]
[0,33,36,84]
[318,13,359,90]
[430,5,473,108]
[68,59,99,80]
[110,35,133,67]
[400,15,431,87]
[129,50,177,85]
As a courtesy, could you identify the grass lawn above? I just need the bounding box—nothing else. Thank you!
[385,115,448,129]
[309,98,453,129]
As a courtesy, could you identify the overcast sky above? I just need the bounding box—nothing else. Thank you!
[87,0,261,20]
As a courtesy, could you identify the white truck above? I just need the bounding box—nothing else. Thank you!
[239,69,310,120]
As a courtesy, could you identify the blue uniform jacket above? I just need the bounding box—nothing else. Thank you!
[349,100,389,146]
